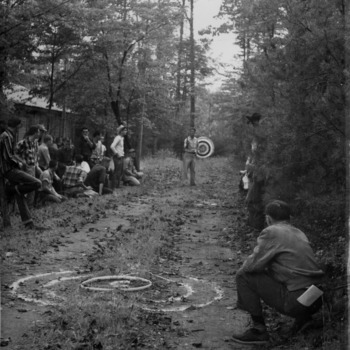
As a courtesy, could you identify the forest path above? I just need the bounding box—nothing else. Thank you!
[1,157,257,350]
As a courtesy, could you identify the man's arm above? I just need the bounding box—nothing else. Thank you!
[110,136,119,155]
[2,135,23,169]
[241,229,277,273]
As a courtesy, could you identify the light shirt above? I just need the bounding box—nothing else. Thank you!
[91,140,104,162]
[184,136,199,153]
[110,135,124,157]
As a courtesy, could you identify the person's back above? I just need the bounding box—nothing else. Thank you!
[62,165,85,188]
[38,135,53,170]
[84,164,106,189]
[257,222,324,291]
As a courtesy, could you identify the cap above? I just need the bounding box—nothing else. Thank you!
[36,124,47,132]
[117,125,126,133]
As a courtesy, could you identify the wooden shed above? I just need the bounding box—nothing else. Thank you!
[4,84,76,141]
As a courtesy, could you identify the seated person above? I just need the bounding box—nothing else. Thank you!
[37,160,65,204]
[62,154,90,197]
[123,148,143,186]
[232,200,324,345]
[57,138,75,178]
[84,157,113,195]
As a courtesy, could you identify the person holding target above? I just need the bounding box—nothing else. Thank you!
[183,127,199,186]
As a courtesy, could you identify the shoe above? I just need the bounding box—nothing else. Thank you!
[25,223,47,231]
[231,327,269,345]
[289,316,314,335]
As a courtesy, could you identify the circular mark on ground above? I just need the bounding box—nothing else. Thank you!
[9,271,223,312]
[80,275,152,292]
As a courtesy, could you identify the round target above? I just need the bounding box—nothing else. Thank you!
[197,137,214,158]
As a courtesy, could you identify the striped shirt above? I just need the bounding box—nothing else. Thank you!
[15,137,38,166]
[62,165,86,188]
[0,129,22,176]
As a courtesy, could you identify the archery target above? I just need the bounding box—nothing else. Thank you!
[197,137,214,158]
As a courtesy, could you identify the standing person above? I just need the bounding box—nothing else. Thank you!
[110,125,127,189]
[36,124,47,145]
[100,135,107,158]
[0,118,43,230]
[77,127,95,165]
[123,148,143,186]
[15,125,42,207]
[38,134,53,171]
[57,138,75,178]
[0,119,11,228]
[231,200,324,345]
[245,113,268,231]
[90,131,103,167]
[84,157,113,195]
[183,127,199,186]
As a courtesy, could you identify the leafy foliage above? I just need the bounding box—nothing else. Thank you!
[217,0,346,222]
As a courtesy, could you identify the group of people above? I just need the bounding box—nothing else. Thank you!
[0,119,326,346]
[0,119,143,230]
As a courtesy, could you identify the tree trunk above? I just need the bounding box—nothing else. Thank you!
[189,0,195,128]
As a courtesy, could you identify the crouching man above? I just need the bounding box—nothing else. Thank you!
[84,157,113,195]
[123,148,143,186]
[38,160,66,205]
[232,200,324,345]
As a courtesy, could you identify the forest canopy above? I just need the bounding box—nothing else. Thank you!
[0,0,348,219]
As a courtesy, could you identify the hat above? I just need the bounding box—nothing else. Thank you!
[117,125,126,133]
[7,118,21,128]
[36,124,47,132]
[246,113,262,125]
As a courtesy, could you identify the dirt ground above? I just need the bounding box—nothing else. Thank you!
[0,157,345,349]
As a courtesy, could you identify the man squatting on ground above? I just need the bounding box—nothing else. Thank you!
[183,127,199,186]
[0,118,42,230]
[123,148,143,186]
[61,154,90,197]
[232,200,324,345]
[110,125,127,189]
[84,157,113,195]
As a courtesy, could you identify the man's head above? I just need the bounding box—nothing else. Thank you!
[26,125,40,139]
[246,113,261,127]
[265,200,291,224]
[36,124,47,133]
[49,160,58,170]
[43,135,53,145]
[127,148,136,157]
[117,125,127,135]
[75,154,84,164]
[101,156,111,169]
[189,127,196,138]
[82,127,89,137]
[93,131,101,140]
[0,119,7,133]
[7,118,21,131]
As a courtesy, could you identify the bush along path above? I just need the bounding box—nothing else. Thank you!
[0,157,347,349]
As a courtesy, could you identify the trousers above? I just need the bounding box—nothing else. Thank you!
[111,155,124,189]
[183,152,196,185]
[236,270,322,319]
[5,168,41,225]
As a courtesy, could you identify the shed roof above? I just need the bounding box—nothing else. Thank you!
[4,84,71,113]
